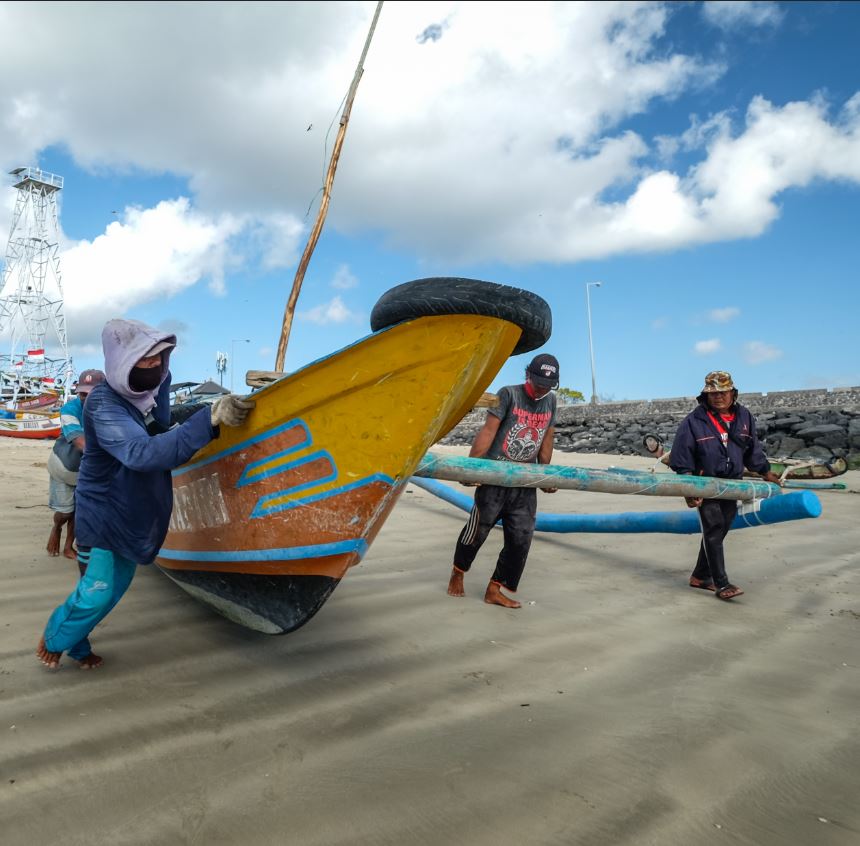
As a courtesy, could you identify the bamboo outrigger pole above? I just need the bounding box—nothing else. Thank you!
[415,453,783,503]
[274,1,384,372]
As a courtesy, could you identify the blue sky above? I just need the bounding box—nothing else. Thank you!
[1,1,858,400]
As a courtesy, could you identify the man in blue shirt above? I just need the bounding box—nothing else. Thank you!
[46,369,105,565]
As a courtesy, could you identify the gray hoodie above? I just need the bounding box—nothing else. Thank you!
[102,319,176,414]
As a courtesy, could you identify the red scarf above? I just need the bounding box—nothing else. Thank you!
[706,410,735,445]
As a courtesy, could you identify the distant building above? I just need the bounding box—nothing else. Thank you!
[170,380,230,405]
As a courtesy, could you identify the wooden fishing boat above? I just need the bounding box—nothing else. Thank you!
[0,413,61,439]
[156,277,551,634]
[14,391,60,411]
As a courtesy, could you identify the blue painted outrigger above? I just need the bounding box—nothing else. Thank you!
[411,453,822,534]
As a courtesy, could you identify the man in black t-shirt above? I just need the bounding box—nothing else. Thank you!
[446,353,559,608]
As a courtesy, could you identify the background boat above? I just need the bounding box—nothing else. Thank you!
[0,412,61,439]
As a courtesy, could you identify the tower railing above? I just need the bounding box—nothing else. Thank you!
[10,167,64,191]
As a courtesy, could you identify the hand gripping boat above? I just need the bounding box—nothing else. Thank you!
[156,278,551,634]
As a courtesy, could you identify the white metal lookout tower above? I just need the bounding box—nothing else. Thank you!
[0,167,72,401]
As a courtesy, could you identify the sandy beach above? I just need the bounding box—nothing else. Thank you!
[1,437,858,846]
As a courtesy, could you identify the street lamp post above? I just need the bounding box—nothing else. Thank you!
[586,282,602,404]
[230,339,250,392]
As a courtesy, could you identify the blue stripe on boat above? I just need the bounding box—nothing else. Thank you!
[172,418,312,478]
[158,538,368,562]
[251,473,396,519]
[236,449,337,489]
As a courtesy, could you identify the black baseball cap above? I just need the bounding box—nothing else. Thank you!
[526,353,560,388]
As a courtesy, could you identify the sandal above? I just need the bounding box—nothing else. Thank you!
[715,584,744,601]
[689,577,716,592]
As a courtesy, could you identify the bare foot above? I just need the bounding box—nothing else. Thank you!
[46,527,61,557]
[36,635,62,669]
[63,548,77,560]
[484,581,521,609]
[447,567,465,597]
[77,653,104,670]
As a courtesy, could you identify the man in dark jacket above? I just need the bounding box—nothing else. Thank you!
[37,318,254,669]
[669,371,781,601]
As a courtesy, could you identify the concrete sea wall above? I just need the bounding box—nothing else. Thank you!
[441,387,860,467]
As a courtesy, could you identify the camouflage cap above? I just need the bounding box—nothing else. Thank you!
[701,371,735,393]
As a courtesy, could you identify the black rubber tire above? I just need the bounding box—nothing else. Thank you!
[370,277,552,356]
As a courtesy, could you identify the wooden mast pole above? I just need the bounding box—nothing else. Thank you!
[273,1,384,373]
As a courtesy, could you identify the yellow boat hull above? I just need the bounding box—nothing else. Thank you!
[156,314,522,633]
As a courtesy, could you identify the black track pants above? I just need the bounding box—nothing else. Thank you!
[453,484,537,592]
[692,498,738,590]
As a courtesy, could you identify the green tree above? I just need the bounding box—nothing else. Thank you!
[557,387,585,405]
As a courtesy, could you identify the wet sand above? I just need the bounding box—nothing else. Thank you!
[1,438,858,845]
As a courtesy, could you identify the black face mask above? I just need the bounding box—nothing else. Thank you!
[129,366,163,392]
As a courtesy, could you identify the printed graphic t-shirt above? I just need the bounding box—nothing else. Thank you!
[486,384,557,463]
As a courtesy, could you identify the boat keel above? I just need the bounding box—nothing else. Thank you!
[158,567,340,635]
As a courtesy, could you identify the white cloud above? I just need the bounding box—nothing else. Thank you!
[331,264,358,290]
[701,1,784,31]
[655,112,733,160]
[298,295,362,326]
[0,4,856,269]
[708,306,740,323]
[651,316,668,330]
[0,2,722,267]
[573,94,860,263]
[694,339,721,355]
[61,198,244,342]
[744,340,782,364]
[253,214,305,271]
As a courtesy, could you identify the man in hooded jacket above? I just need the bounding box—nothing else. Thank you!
[37,319,253,669]
[669,371,781,601]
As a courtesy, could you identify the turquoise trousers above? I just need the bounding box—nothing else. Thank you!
[44,548,137,661]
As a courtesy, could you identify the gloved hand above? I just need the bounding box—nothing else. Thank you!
[210,394,255,428]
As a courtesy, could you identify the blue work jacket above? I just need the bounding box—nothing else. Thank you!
[669,402,770,480]
[74,378,216,564]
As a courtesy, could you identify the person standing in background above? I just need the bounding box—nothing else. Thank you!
[669,371,782,601]
[46,369,105,570]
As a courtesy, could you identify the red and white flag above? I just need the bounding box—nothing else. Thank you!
[27,348,45,362]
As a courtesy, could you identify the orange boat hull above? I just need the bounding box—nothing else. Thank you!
[155,313,522,633]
